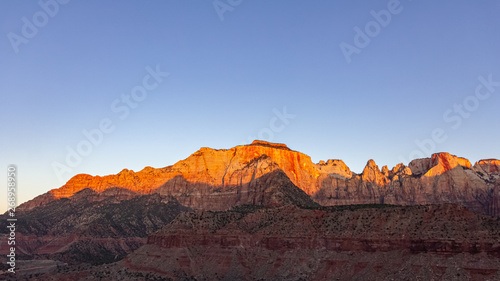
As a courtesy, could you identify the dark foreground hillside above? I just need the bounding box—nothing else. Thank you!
[17,203,500,281]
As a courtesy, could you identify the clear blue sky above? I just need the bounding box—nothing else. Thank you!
[1,1,499,211]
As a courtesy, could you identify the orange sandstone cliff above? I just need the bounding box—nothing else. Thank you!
[19,140,500,216]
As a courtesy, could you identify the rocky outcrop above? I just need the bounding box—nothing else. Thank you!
[316,159,352,179]
[408,157,432,175]
[424,152,472,177]
[408,152,472,177]
[474,159,500,182]
[361,159,389,186]
[16,168,173,211]
[476,159,500,173]
[389,163,412,181]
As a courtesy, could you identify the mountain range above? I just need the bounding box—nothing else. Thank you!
[19,140,500,216]
[1,140,500,280]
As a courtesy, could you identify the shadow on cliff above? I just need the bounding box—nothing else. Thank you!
[151,169,320,211]
[0,190,191,265]
[411,165,500,217]
[312,165,500,217]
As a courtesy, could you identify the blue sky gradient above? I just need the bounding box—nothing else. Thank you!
[1,0,499,211]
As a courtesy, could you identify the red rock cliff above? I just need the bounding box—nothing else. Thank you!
[18,141,500,216]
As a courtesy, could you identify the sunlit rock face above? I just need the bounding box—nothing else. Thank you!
[313,152,498,217]
[19,140,321,211]
[389,163,412,181]
[424,152,472,177]
[316,159,352,178]
[407,152,471,177]
[361,159,389,186]
[170,140,321,195]
[474,159,500,174]
[18,141,500,217]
